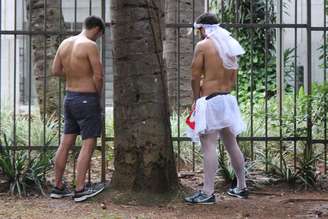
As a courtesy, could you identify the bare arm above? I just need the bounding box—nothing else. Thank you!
[230,69,237,88]
[52,44,64,76]
[88,43,104,96]
[191,43,204,101]
[227,56,238,88]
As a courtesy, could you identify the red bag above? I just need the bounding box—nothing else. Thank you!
[186,110,195,130]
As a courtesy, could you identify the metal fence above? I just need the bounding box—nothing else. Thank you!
[0,0,108,182]
[167,0,328,174]
[0,0,327,184]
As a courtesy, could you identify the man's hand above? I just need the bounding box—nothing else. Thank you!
[52,44,64,76]
[191,101,196,112]
[99,96,105,115]
[88,43,103,95]
[191,42,204,104]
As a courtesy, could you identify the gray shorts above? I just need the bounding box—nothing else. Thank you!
[64,91,101,140]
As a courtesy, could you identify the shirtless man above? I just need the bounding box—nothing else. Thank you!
[185,13,248,204]
[50,16,105,202]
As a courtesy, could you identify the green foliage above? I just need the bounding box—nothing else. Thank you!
[295,148,318,188]
[240,82,328,139]
[218,143,256,183]
[0,111,59,196]
[256,142,319,188]
[217,145,235,183]
[209,0,299,105]
[246,82,328,187]
[319,34,328,71]
[0,109,59,147]
[0,134,54,196]
[210,0,278,104]
[318,0,327,72]
[256,147,297,184]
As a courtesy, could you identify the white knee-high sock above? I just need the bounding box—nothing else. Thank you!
[200,132,218,195]
[219,128,247,189]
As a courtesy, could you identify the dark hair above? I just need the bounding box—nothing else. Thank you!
[195,13,219,25]
[84,16,106,34]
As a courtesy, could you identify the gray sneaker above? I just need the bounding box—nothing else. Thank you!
[227,187,249,199]
[184,191,202,203]
[192,192,216,204]
[184,191,216,204]
[73,182,105,202]
[50,183,72,199]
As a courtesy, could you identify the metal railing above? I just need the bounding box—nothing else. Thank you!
[0,0,327,183]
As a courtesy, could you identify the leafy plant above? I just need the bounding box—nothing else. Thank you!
[295,147,319,189]
[217,143,256,184]
[240,81,328,187]
[0,134,55,196]
[0,109,59,147]
[256,147,297,184]
[217,145,235,183]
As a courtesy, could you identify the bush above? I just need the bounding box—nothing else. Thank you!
[0,134,54,196]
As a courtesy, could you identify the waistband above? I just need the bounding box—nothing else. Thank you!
[205,91,230,100]
[65,90,99,97]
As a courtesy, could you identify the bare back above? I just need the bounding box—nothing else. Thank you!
[55,35,101,93]
[192,38,237,97]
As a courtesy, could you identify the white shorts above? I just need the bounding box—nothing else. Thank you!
[187,94,245,143]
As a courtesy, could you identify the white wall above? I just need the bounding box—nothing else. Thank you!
[283,0,326,86]
[62,0,111,24]
[0,0,24,110]
[1,0,112,109]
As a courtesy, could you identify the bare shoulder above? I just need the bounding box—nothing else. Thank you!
[58,37,75,51]
[195,39,212,53]
[80,39,97,51]
[202,39,214,49]
[61,36,75,45]
[195,40,207,51]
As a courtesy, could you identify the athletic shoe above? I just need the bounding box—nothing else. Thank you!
[50,184,73,199]
[184,191,216,204]
[184,191,202,203]
[73,182,105,202]
[227,187,249,199]
[192,192,216,204]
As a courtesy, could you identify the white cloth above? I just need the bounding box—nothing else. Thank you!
[194,23,245,70]
[187,94,245,143]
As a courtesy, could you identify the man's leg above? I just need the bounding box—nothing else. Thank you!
[219,127,247,190]
[200,132,219,196]
[184,132,218,204]
[55,134,77,188]
[75,138,96,191]
[73,137,104,202]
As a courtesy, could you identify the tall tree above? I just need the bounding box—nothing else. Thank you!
[111,0,178,192]
[27,0,65,117]
[164,0,204,112]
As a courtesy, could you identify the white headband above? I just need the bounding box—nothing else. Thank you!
[193,23,220,29]
[193,22,245,70]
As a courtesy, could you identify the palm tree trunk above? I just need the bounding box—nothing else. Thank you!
[164,0,204,112]
[27,0,65,117]
[111,0,178,192]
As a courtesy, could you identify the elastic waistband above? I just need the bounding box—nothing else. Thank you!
[205,92,230,100]
[65,90,99,97]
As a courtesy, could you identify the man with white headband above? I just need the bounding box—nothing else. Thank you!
[184,13,248,204]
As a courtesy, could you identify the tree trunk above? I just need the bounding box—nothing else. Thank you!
[163,0,204,112]
[111,0,178,193]
[27,0,65,117]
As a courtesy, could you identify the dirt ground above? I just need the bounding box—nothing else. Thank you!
[1,174,328,219]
